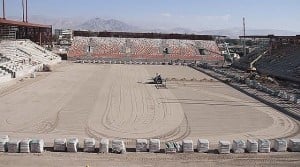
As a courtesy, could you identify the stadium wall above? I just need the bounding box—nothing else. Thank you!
[73,31,223,41]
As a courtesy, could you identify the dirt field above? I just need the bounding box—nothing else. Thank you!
[0,63,299,166]
[0,152,300,167]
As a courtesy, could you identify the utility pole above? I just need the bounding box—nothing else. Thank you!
[25,0,28,22]
[243,17,246,57]
[22,0,25,22]
[2,0,5,19]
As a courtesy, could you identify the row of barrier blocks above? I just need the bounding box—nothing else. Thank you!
[211,67,300,105]
[0,136,44,153]
[245,79,299,104]
[76,59,190,66]
[1,136,300,154]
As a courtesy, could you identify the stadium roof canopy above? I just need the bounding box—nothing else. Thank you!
[0,18,52,45]
[0,18,51,28]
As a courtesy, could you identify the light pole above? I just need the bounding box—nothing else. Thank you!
[2,0,5,19]
[25,0,28,22]
[22,0,25,22]
[243,17,246,57]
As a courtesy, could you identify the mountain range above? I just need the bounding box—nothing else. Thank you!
[22,16,300,38]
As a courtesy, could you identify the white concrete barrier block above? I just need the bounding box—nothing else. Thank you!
[278,90,284,98]
[136,139,148,152]
[274,139,287,152]
[67,138,79,153]
[288,95,295,102]
[0,135,9,152]
[112,140,126,154]
[258,139,271,153]
[197,139,209,153]
[246,139,258,153]
[54,138,67,152]
[0,139,8,152]
[249,80,255,88]
[245,79,250,85]
[174,142,182,152]
[30,139,44,153]
[253,80,258,87]
[8,140,20,153]
[99,139,109,153]
[218,140,230,154]
[182,139,194,153]
[288,139,300,152]
[84,138,96,153]
[281,92,288,100]
[232,139,246,153]
[149,139,160,153]
[20,139,31,153]
[165,142,177,154]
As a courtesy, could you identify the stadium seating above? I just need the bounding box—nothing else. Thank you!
[130,38,164,60]
[67,37,89,58]
[68,37,223,62]
[256,45,300,82]
[90,37,126,58]
[0,39,61,83]
[233,45,300,83]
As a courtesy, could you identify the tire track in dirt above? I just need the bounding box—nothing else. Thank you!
[85,65,189,144]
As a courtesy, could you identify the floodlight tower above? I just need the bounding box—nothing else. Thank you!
[21,0,28,22]
[22,0,24,22]
[243,17,246,57]
[25,0,28,22]
[2,0,5,19]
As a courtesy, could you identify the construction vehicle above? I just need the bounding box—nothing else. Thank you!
[153,74,163,84]
[152,73,167,88]
[221,43,240,67]
[247,50,268,73]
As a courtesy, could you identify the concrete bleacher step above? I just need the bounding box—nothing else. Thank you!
[0,39,61,82]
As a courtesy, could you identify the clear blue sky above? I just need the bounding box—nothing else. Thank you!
[3,0,300,31]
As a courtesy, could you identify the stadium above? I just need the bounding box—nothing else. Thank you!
[0,0,300,166]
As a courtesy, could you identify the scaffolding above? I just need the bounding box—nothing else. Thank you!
[0,25,17,39]
[0,18,52,46]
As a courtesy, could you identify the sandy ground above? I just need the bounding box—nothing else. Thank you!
[146,66,299,143]
[0,152,300,167]
[0,63,299,166]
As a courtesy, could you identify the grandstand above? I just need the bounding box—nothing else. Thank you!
[68,34,223,63]
[234,35,300,83]
[90,37,126,58]
[0,39,61,83]
[0,8,60,83]
[255,45,300,82]
[0,18,52,46]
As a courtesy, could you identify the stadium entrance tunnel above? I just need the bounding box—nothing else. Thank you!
[59,54,68,60]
